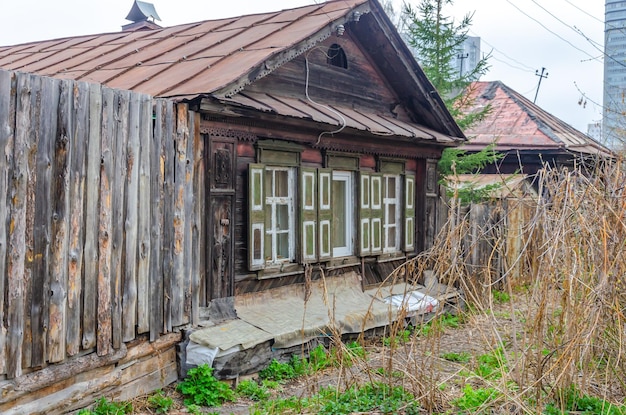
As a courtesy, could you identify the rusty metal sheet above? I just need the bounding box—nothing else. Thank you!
[465,81,610,156]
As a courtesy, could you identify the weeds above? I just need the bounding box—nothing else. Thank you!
[77,397,132,415]
[177,364,235,407]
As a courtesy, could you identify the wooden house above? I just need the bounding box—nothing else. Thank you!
[0,0,464,411]
[462,81,611,175]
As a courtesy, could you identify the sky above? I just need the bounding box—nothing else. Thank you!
[0,0,604,135]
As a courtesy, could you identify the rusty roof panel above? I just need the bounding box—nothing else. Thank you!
[464,81,611,157]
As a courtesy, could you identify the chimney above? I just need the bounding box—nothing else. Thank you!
[122,0,162,32]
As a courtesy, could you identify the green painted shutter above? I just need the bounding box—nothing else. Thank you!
[370,173,383,255]
[404,174,415,252]
[359,172,371,256]
[301,167,317,262]
[248,164,265,270]
[318,169,332,260]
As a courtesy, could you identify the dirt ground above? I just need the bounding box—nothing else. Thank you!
[128,294,528,415]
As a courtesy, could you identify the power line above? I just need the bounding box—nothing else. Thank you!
[562,0,603,25]
[470,30,535,71]
[504,0,598,61]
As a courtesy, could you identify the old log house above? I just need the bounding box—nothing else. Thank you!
[0,0,465,412]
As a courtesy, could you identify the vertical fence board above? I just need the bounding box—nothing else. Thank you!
[184,110,195,324]
[191,113,203,324]
[97,87,114,356]
[23,73,43,369]
[48,79,72,363]
[136,95,151,334]
[122,93,140,342]
[66,81,89,357]
[149,100,165,341]
[0,70,16,375]
[82,83,102,351]
[110,90,129,350]
[171,104,188,327]
[162,102,174,333]
[31,76,59,367]
[7,73,32,378]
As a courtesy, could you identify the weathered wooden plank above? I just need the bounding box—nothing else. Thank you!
[82,83,102,351]
[6,73,32,378]
[183,110,195,324]
[23,73,43,370]
[122,92,140,342]
[31,75,59,368]
[110,90,129,350]
[171,104,188,327]
[162,101,174,333]
[0,69,16,375]
[97,87,115,356]
[0,345,127,405]
[66,81,89,357]
[149,99,165,342]
[48,79,72,364]
[191,112,203,323]
[136,95,151,334]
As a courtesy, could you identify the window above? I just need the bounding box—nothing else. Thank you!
[332,171,353,257]
[328,44,348,69]
[383,175,400,253]
[248,164,295,269]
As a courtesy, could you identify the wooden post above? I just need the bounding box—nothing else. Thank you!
[162,102,174,333]
[149,99,165,342]
[191,112,203,324]
[82,83,102,351]
[31,76,59,367]
[97,87,115,356]
[48,78,72,363]
[0,69,16,375]
[136,94,152,334]
[122,92,141,342]
[7,73,32,378]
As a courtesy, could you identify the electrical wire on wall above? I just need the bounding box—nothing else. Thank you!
[304,47,347,145]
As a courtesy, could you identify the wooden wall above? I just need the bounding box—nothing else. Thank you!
[0,69,204,384]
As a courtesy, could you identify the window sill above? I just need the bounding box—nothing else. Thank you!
[257,263,303,280]
[376,253,406,263]
[326,256,360,270]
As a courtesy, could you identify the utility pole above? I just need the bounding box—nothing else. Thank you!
[457,52,469,77]
[534,67,548,103]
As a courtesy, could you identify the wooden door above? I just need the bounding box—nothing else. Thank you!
[207,138,236,300]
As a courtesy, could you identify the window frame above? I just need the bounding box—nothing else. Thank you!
[331,171,354,258]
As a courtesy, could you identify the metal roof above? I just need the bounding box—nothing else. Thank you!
[462,81,611,157]
[0,0,464,143]
[0,0,368,99]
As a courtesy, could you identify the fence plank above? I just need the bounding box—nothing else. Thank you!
[149,100,165,341]
[0,70,16,375]
[122,93,140,342]
[97,87,115,356]
[48,79,72,363]
[184,110,195,324]
[23,73,43,369]
[7,73,32,378]
[66,81,89,357]
[31,76,59,367]
[136,95,151,334]
[82,83,102,351]
[162,102,174,333]
[191,112,203,324]
[110,90,129,350]
[171,104,188,327]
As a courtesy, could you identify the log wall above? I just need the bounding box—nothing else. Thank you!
[0,69,204,410]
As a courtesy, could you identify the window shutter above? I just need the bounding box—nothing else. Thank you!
[404,174,415,252]
[359,172,371,256]
[370,173,383,255]
[300,167,317,263]
[318,169,332,260]
[248,164,265,270]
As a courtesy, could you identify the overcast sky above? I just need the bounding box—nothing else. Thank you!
[0,0,604,134]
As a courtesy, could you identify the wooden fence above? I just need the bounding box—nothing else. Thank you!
[0,69,203,379]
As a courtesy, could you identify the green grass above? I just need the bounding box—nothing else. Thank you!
[441,351,471,363]
[77,397,132,415]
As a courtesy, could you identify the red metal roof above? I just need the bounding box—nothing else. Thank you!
[463,81,611,157]
[0,0,368,99]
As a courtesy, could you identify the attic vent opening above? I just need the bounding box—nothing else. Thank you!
[327,44,348,69]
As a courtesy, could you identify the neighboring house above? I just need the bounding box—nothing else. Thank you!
[462,81,611,175]
[0,0,465,410]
